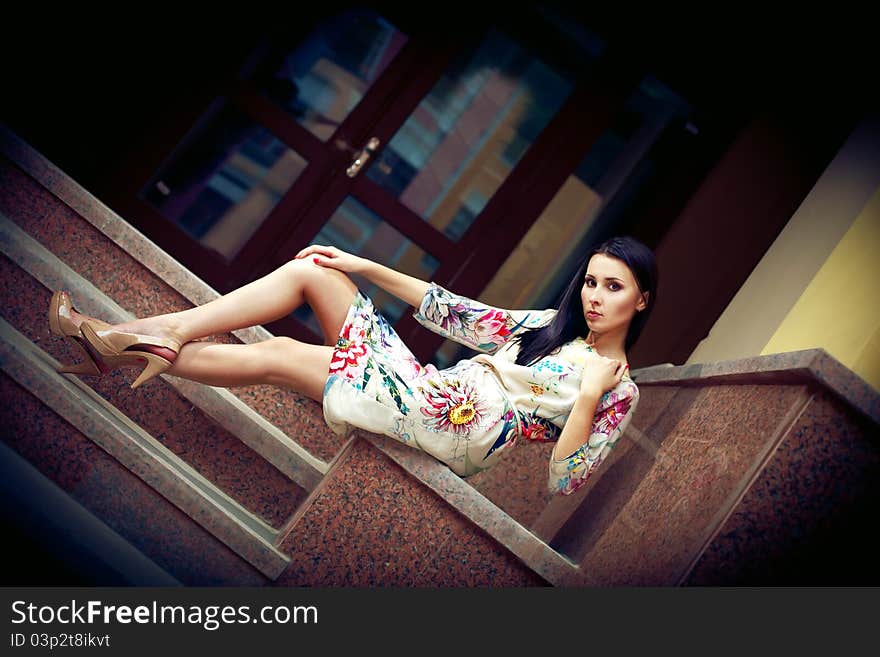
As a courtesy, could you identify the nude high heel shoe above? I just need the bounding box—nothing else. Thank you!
[78,320,181,389]
[49,290,112,376]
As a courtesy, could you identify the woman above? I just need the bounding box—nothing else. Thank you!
[49,235,657,495]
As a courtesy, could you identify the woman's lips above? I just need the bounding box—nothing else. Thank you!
[587,311,601,318]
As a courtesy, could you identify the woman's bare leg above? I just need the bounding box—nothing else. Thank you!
[166,338,334,402]
[64,259,357,399]
[70,259,358,347]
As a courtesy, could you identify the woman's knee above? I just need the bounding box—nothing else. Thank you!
[301,259,356,292]
[291,262,357,344]
[281,258,355,295]
[280,257,321,285]
[281,256,336,276]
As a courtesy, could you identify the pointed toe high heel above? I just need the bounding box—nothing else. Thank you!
[79,320,181,389]
[49,290,113,376]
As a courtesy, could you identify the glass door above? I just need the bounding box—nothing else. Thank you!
[118,7,618,361]
[132,9,419,288]
[270,26,596,346]
[232,9,610,355]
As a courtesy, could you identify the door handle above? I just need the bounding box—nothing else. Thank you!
[345,137,381,178]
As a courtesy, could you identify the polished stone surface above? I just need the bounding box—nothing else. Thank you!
[541,436,648,563]
[685,388,880,585]
[276,438,549,587]
[633,348,879,424]
[580,384,811,585]
[364,432,582,585]
[0,254,307,528]
[0,372,266,586]
[466,439,555,528]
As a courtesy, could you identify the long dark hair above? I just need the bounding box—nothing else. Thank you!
[514,235,658,366]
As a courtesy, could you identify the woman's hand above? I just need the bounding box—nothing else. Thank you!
[579,352,627,399]
[295,243,429,308]
[295,244,367,274]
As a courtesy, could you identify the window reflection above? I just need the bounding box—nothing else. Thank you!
[141,100,307,261]
[255,10,408,141]
[366,27,576,241]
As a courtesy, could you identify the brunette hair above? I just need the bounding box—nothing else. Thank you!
[513,235,658,366]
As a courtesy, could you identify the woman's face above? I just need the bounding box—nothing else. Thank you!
[580,253,648,340]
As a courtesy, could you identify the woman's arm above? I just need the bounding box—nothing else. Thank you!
[294,244,428,307]
[554,353,627,459]
[359,259,429,308]
[552,389,602,461]
[548,354,636,496]
[296,244,555,354]
[548,382,638,496]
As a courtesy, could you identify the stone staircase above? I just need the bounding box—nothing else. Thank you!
[2,124,878,586]
[0,125,566,586]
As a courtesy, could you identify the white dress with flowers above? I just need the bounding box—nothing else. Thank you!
[322,283,639,495]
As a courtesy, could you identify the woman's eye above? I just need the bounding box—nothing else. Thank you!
[585,279,621,290]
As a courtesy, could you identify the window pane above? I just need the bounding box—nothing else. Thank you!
[141,100,308,261]
[365,27,577,241]
[255,10,408,141]
[293,196,440,336]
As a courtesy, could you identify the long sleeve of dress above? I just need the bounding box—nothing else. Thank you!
[548,381,639,496]
[412,282,555,354]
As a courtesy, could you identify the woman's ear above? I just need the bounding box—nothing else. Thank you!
[637,291,649,311]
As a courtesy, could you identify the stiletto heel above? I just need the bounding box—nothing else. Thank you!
[129,353,174,389]
[49,290,112,376]
[79,320,181,389]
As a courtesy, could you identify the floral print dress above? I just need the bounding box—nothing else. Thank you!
[322,283,639,495]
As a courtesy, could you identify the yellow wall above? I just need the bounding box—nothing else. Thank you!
[762,187,880,390]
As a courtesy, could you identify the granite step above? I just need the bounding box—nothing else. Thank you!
[0,316,291,579]
[0,209,339,580]
[0,213,328,492]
